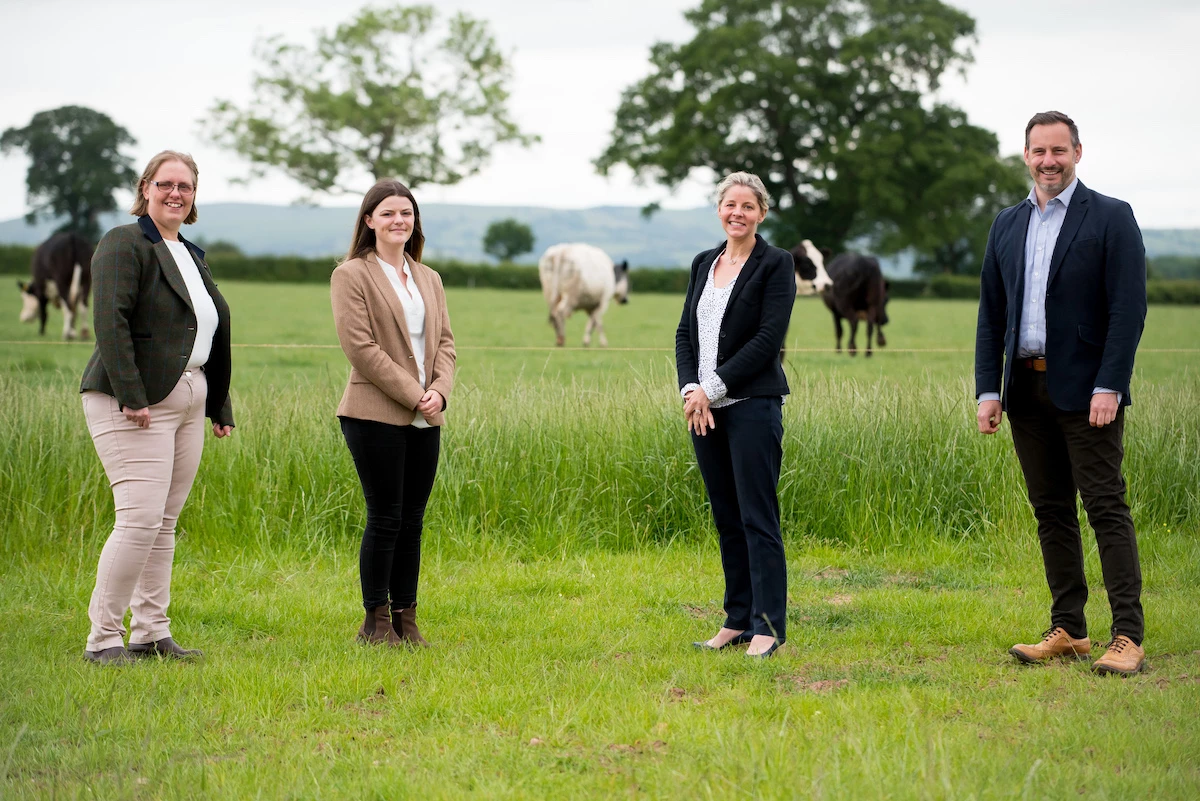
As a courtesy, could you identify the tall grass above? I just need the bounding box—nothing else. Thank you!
[3,365,1196,564]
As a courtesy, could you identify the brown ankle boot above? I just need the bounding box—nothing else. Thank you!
[392,602,430,648]
[358,605,403,646]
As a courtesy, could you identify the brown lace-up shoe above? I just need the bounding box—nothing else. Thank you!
[1093,636,1145,676]
[1009,627,1092,664]
[358,605,403,646]
[128,637,203,660]
[392,602,430,648]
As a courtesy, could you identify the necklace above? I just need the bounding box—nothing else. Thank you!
[726,247,751,267]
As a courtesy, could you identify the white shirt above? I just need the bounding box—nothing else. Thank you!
[377,255,430,428]
[164,240,218,370]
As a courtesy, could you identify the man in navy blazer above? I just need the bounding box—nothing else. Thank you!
[975,111,1148,675]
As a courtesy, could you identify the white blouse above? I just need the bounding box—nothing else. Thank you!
[681,249,743,409]
[377,255,430,429]
[164,240,219,370]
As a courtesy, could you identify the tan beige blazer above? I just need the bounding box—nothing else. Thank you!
[331,252,455,426]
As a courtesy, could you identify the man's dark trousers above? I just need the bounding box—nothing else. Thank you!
[691,396,787,642]
[1007,363,1143,644]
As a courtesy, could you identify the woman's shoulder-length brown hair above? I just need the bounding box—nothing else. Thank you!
[129,150,200,225]
[343,179,425,265]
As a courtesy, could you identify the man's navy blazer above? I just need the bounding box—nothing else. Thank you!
[974,180,1147,412]
[676,234,796,399]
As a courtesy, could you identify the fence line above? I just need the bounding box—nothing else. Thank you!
[3,341,1199,354]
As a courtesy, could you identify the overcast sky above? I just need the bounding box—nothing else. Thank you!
[1,0,1196,228]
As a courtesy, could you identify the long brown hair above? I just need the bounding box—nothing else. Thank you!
[130,150,200,224]
[344,179,425,264]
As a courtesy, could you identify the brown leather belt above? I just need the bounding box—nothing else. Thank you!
[1018,357,1047,372]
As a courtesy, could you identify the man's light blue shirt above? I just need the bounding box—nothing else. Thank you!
[978,177,1118,404]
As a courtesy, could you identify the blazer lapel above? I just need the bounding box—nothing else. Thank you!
[363,252,417,362]
[724,234,769,308]
[1047,182,1090,288]
[1011,202,1032,313]
[137,216,193,312]
[152,240,194,312]
[406,255,438,369]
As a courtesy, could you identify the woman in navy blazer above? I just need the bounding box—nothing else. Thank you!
[676,172,796,659]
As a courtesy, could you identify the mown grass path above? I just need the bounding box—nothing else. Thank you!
[2,286,1198,798]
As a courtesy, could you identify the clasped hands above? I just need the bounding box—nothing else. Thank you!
[683,389,715,436]
[416,389,443,416]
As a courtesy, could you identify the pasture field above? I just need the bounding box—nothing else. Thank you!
[1,285,1199,799]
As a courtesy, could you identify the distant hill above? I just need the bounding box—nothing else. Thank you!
[0,203,719,268]
[1,204,1196,272]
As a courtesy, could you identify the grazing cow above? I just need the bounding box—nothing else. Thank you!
[538,243,630,347]
[790,240,834,296]
[821,252,890,357]
[17,232,94,340]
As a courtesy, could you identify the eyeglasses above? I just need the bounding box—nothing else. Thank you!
[148,180,195,196]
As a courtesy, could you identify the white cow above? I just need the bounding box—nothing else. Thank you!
[538,243,630,347]
[792,240,834,297]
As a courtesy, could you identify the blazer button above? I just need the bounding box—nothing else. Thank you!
[719,332,726,339]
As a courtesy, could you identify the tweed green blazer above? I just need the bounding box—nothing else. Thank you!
[80,216,234,427]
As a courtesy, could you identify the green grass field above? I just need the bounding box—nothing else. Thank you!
[2,286,1198,799]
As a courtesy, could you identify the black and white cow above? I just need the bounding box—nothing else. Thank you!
[821,252,890,357]
[790,240,834,296]
[17,232,94,340]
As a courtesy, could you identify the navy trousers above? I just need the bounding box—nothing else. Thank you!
[691,396,787,642]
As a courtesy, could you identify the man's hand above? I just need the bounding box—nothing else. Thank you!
[1090,392,1118,428]
[977,400,1003,434]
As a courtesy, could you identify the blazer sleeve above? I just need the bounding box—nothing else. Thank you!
[90,228,150,410]
[974,216,1007,398]
[330,265,426,411]
[675,252,704,389]
[713,250,795,394]
[425,271,456,410]
[1095,202,1147,396]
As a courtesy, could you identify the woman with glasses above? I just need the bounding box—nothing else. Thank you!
[331,180,455,648]
[79,150,235,665]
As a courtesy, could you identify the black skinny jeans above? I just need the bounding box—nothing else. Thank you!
[340,417,441,611]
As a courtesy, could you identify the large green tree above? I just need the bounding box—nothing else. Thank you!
[0,105,137,240]
[596,0,1016,262]
[204,5,536,198]
[483,218,535,263]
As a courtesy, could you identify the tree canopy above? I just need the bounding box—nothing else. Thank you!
[0,105,137,241]
[483,218,535,262]
[596,0,1019,267]
[204,5,536,199]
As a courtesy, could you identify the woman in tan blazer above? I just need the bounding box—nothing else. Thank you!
[331,179,455,647]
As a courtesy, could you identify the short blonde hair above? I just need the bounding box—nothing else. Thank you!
[715,171,771,211]
[129,150,199,224]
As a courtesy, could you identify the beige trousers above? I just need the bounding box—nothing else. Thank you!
[82,370,207,652]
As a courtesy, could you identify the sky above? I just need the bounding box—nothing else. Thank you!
[1,0,1197,229]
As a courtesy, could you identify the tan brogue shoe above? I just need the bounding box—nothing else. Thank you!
[1009,627,1092,664]
[1093,636,1145,676]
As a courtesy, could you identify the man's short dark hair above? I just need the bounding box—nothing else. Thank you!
[1025,111,1080,149]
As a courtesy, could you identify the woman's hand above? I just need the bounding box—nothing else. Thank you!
[416,389,443,416]
[683,389,715,436]
[212,424,234,438]
[122,406,151,429]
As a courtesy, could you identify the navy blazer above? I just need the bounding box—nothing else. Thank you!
[975,181,1147,412]
[676,234,796,399]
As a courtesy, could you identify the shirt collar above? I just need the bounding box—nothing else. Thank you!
[1025,176,1080,211]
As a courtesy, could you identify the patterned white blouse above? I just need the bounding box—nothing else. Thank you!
[680,248,744,409]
